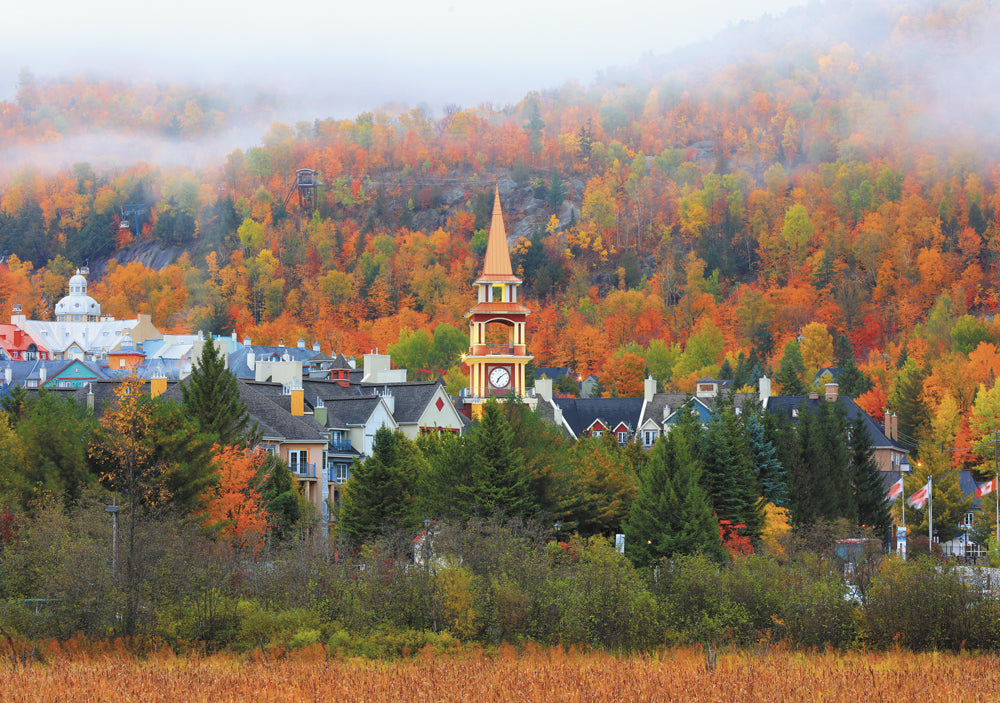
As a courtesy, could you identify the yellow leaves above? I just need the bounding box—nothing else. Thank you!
[760,503,791,559]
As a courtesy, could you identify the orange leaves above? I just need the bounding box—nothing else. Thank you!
[201,445,268,555]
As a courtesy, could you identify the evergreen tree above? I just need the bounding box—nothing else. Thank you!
[892,359,930,454]
[700,398,764,542]
[257,452,303,540]
[834,334,872,397]
[624,428,725,568]
[12,389,97,510]
[339,427,418,543]
[181,337,253,446]
[464,400,537,519]
[775,340,807,395]
[745,412,787,507]
[850,416,891,533]
[787,400,853,525]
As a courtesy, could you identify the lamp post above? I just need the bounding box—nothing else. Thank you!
[105,503,119,580]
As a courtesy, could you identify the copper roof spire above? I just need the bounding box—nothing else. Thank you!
[478,187,520,283]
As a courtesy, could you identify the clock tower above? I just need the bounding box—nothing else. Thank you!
[465,188,533,416]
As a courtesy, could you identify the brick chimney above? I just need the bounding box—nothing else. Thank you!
[824,382,839,402]
[150,375,167,398]
[891,412,898,441]
[884,409,891,438]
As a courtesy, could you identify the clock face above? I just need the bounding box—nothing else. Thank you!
[489,366,511,389]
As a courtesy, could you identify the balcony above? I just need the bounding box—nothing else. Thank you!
[329,438,353,452]
[327,466,353,484]
[290,462,317,479]
[468,344,527,357]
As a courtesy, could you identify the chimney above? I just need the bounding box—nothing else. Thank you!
[3,366,10,386]
[290,380,304,416]
[312,341,320,352]
[644,376,657,404]
[758,376,771,407]
[150,375,167,398]
[297,338,306,349]
[535,377,553,402]
[884,409,891,438]
[314,399,327,426]
[39,366,46,385]
[87,384,94,413]
[808,389,818,400]
[891,412,898,441]
[247,351,255,371]
[824,382,839,402]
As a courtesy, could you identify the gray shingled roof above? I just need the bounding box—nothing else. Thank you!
[552,397,645,438]
[764,395,908,452]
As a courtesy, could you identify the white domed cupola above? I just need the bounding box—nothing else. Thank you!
[55,269,101,322]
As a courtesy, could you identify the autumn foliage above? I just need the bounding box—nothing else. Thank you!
[200,445,269,555]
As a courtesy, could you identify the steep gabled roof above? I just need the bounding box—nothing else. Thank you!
[552,397,645,440]
[765,395,908,452]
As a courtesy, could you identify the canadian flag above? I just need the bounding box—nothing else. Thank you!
[887,477,904,501]
[976,477,998,499]
[907,479,932,509]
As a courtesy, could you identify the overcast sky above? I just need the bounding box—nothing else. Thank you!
[2,0,809,118]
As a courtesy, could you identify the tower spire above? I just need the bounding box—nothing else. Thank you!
[480,187,518,281]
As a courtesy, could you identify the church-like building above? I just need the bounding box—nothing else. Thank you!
[463,189,534,417]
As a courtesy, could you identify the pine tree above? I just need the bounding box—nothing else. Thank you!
[892,359,930,454]
[624,429,725,568]
[786,400,853,525]
[464,400,537,519]
[775,340,807,395]
[849,416,891,533]
[338,427,418,543]
[700,399,764,542]
[181,337,253,446]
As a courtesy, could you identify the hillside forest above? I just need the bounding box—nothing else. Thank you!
[1,0,1000,479]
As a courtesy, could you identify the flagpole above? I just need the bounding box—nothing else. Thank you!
[928,474,933,547]
[994,429,998,543]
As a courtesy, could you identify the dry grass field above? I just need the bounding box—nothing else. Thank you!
[1,644,1000,702]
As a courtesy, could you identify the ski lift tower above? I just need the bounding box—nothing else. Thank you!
[282,168,321,213]
[119,203,146,232]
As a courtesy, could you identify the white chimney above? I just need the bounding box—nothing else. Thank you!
[3,366,10,385]
[247,351,256,371]
[758,376,771,407]
[644,376,657,403]
[39,366,46,385]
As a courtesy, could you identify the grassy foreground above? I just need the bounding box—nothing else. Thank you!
[2,646,1000,702]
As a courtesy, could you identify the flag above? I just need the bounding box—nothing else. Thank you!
[887,477,904,501]
[976,477,998,499]
[907,479,932,509]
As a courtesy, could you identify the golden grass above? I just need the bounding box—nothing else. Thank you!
[2,645,1000,702]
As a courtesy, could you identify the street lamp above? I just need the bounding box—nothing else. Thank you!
[105,504,119,580]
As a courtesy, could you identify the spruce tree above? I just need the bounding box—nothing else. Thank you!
[850,416,891,533]
[745,412,787,507]
[624,429,725,568]
[700,399,764,542]
[775,340,807,395]
[338,427,417,543]
[465,400,537,519]
[181,337,252,446]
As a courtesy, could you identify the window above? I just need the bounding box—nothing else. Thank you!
[643,430,656,446]
[592,430,602,438]
[288,450,309,474]
[617,430,628,444]
[492,285,503,302]
[330,462,352,483]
